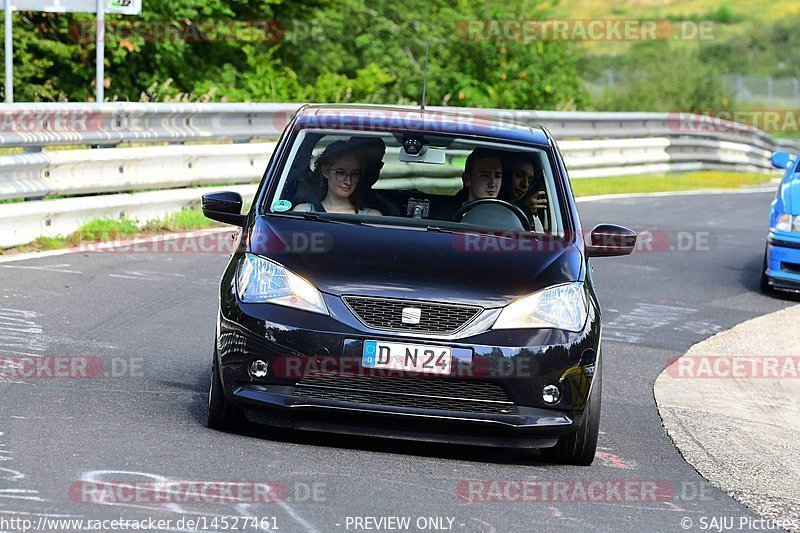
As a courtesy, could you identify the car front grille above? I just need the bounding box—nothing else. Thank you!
[342,296,482,335]
[291,372,515,415]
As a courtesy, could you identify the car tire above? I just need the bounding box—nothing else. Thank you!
[760,250,774,294]
[207,350,244,431]
[539,360,602,466]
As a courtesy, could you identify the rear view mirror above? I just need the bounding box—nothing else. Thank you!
[399,146,446,164]
[586,224,637,257]
[770,151,794,170]
[202,191,247,227]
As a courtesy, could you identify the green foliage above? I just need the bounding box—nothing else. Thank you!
[698,13,800,78]
[276,1,587,109]
[665,4,744,24]
[591,43,730,112]
[0,0,587,110]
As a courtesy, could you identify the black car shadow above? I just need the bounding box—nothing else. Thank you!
[235,422,549,466]
[176,371,557,466]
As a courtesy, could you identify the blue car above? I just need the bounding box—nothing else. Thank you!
[762,151,800,293]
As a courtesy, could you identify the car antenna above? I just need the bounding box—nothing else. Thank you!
[420,40,429,112]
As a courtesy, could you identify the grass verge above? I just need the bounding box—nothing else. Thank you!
[569,170,774,196]
[4,208,228,255]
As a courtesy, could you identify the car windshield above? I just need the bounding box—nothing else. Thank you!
[264,129,565,236]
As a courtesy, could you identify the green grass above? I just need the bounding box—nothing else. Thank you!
[26,236,69,250]
[549,0,799,28]
[141,208,222,232]
[5,207,227,255]
[570,170,773,196]
[69,217,141,244]
[549,0,800,56]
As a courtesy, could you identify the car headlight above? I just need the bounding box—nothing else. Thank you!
[492,282,588,332]
[237,254,328,315]
[776,214,800,232]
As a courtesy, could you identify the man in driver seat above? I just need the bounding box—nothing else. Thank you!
[462,147,503,202]
[431,147,503,220]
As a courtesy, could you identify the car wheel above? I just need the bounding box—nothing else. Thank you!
[760,250,774,294]
[539,360,602,466]
[207,350,244,431]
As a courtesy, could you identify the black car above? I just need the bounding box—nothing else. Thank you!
[202,105,636,465]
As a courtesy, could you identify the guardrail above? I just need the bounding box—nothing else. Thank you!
[3,103,799,150]
[0,103,795,248]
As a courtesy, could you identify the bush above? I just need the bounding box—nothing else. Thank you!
[591,43,731,112]
[0,0,588,111]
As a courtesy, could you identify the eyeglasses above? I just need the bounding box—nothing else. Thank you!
[329,168,360,182]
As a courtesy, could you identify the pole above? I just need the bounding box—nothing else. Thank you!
[4,0,12,103]
[95,0,104,102]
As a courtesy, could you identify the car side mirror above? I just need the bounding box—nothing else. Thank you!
[770,151,794,170]
[586,224,637,257]
[202,191,246,227]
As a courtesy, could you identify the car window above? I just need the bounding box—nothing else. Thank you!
[265,129,564,236]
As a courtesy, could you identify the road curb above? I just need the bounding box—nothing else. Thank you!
[654,304,800,530]
[0,227,236,264]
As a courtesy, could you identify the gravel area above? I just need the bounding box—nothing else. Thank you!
[655,304,800,531]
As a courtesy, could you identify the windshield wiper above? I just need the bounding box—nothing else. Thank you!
[426,225,540,239]
[425,225,500,237]
[268,211,366,226]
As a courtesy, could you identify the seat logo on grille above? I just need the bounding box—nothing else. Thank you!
[401,307,422,325]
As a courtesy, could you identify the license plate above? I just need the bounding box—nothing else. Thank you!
[362,340,452,375]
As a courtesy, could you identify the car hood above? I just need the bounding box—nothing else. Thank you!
[247,215,584,308]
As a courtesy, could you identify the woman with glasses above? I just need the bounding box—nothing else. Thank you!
[293,141,383,216]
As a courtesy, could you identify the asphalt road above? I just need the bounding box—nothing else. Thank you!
[0,190,795,533]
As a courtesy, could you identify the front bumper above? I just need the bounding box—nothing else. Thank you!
[215,270,601,446]
[234,387,568,447]
[766,232,800,290]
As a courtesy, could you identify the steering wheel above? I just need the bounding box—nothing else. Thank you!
[453,198,532,232]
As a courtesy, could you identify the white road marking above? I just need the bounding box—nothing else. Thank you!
[603,303,708,343]
[0,264,81,274]
[79,470,319,533]
[0,326,42,334]
[662,500,687,512]
[81,470,185,515]
[0,351,44,358]
[468,517,497,533]
[273,491,320,533]
[0,510,82,518]
[109,270,186,281]
[0,494,46,502]
[0,309,45,361]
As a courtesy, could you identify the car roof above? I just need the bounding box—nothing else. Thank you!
[295,104,551,146]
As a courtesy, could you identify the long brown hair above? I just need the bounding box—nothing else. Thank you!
[313,141,367,212]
